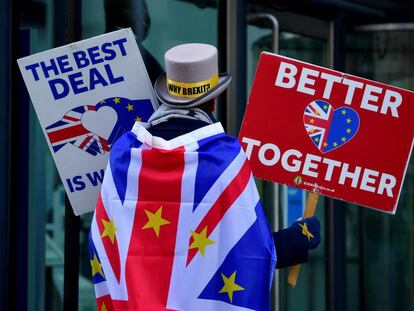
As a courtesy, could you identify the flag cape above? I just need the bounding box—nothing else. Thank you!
[89,122,277,311]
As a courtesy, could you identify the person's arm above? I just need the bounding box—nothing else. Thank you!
[274,216,321,269]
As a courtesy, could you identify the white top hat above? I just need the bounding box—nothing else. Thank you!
[154,43,231,108]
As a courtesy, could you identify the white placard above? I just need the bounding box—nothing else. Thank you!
[18,28,158,215]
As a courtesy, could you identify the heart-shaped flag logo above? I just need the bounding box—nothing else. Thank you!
[46,97,154,156]
[82,106,118,141]
[303,100,360,153]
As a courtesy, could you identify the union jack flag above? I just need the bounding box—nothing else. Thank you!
[303,100,334,151]
[46,97,154,156]
[89,122,276,311]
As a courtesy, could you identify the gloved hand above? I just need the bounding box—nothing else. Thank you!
[291,216,321,250]
[273,216,321,268]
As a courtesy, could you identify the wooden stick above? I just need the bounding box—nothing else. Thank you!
[287,191,319,288]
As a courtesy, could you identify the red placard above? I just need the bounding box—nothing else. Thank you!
[239,52,414,214]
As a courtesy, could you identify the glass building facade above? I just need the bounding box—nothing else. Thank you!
[1,1,413,310]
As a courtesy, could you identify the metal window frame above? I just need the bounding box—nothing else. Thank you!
[53,0,83,310]
[61,1,82,311]
[1,0,15,309]
[3,0,30,310]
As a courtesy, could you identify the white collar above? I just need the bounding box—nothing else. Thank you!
[131,122,224,150]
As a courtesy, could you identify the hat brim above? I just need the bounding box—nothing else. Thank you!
[154,73,231,108]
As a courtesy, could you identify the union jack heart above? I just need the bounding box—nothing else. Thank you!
[45,97,154,156]
[303,100,360,153]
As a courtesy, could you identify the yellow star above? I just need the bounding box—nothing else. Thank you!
[315,111,320,115]
[135,116,142,122]
[341,109,347,115]
[90,254,105,277]
[333,142,338,147]
[346,118,351,124]
[101,218,118,244]
[299,223,314,241]
[314,137,319,142]
[310,118,315,124]
[219,271,245,303]
[323,105,328,110]
[189,227,215,256]
[346,128,352,134]
[341,137,346,142]
[126,103,134,111]
[113,97,121,104]
[309,129,314,134]
[323,142,328,147]
[142,206,170,237]
[101,302,107,311]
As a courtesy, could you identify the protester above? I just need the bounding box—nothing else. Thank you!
[150,43,321,269]
[89,43,320,311]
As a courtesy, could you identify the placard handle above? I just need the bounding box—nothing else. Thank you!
[287,191,319,288]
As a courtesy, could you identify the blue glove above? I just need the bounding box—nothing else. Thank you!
[273,216,321,268]
[291,216,321,250]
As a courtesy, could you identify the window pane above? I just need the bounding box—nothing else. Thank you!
[346,29,414,311]
[24,0,66,309]
[143,0,217,68]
